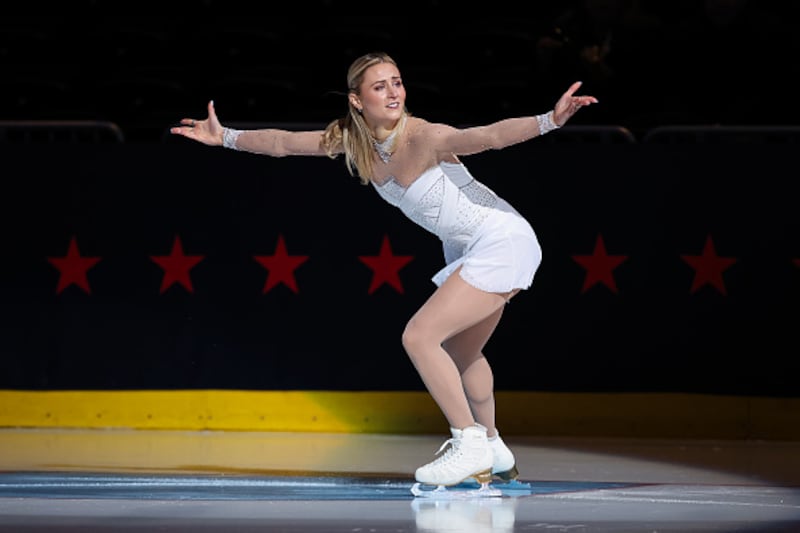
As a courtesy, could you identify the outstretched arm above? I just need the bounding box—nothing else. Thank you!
[170,101,328,157]
[424,81,599,156]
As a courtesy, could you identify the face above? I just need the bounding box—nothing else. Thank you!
[350,62,406,126]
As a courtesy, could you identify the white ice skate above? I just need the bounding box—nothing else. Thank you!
[447,427,519,482]
[411,424,501,499]
[488,431,519,482]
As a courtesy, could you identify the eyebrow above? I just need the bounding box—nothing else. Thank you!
[370,75,402,87]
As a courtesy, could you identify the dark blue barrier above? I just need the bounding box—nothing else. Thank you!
[0,139,797,395]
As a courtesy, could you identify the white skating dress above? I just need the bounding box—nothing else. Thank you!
[372,161,542,293]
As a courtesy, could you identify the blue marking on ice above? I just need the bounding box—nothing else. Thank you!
[0,472,636,501]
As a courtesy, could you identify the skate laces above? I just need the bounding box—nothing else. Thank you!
[431,437,463,466]
[435,438,455,456]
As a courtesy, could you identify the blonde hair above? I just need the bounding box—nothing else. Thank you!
[321,51,409,185]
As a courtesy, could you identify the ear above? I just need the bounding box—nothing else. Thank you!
[348,93,362,112]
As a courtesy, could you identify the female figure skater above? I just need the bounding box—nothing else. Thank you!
[171,51,597,489]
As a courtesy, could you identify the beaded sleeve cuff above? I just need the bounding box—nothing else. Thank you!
[535,111,560,135]
[222,127,243,150]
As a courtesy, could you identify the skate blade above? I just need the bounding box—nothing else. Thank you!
[493,464,519,482]
[410,482,503,499]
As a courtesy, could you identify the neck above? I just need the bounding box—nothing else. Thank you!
[373,127,394,143]
[371,113,406,142]
[371,114,406,164]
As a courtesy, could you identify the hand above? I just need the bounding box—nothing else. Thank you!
[170,100,224,146]
[552,81,599,126]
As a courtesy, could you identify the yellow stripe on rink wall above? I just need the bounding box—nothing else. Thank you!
[0,390,442,434]
[0,390,797,440]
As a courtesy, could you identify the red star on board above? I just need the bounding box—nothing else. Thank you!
[253,235,309,294]
[358,234,414,295]
[680,234,737,295]
[571,233,628,294]
[150,235,205,294]
[47,235,101,295]
[794,258,800,268]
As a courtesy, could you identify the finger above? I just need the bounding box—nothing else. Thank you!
[171,119,198,133]
[565,80,583,97]
[207,100,217,120]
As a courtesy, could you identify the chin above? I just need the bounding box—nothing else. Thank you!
[386,108,404,119]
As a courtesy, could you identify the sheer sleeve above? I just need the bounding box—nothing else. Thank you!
[222,128,329,157]
[420,113,558,157]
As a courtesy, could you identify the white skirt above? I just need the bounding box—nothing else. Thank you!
[431,199,542,293]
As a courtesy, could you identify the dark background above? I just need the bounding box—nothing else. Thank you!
[1,2,799,395]
[3,2,800,141]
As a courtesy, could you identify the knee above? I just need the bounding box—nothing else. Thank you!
[401,319,436,360]
[459,357,494,401]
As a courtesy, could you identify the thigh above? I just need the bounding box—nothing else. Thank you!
[442,306,504,372]
[407,267,512,346]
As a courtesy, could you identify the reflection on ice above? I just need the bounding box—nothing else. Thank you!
[411,480,532,533]
[412,497,519,533]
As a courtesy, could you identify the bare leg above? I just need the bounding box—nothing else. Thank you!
[402,267,516,430]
